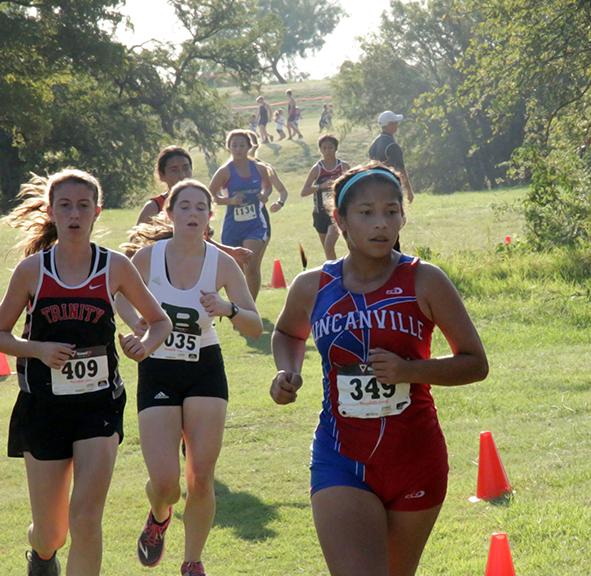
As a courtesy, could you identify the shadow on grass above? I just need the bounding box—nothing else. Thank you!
[213,480,278,541]
[293,139,312,161]
[264,141,282,157]
[243,317,315,355]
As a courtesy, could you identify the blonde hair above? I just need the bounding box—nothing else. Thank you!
[3,169,103,257]
[123,179,213,256]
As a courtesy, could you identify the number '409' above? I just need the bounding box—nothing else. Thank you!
[62,359,98,380]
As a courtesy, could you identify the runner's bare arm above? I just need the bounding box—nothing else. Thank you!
[114,247,151,333]
[270,269,320,404]
[209,166,238,206]
[369,262,487,386]
[111,252,171,359]
[268,166,288,210]
[206,251,262,338]
[300,165,320,197]
[206,238,253,268]
[0,255,74,367]
[136,200,160,225]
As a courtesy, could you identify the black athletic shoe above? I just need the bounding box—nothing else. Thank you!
[26,550,61,576]
[137,507,172,567]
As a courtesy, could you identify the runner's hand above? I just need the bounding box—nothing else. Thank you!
[230,192,246,206]
[118,333,147,362]
[37,341,76,369]
[200,290,230,317]
[228,246,253,268]
[368,348,407,384]
[270,370,303,405]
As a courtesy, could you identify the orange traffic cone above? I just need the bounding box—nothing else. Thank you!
[470,431,512,502]
[485,532,516,575]
[0,352,12,378]
[270,259,287,288]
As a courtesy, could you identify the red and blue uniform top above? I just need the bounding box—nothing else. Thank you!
[310,255,441,465]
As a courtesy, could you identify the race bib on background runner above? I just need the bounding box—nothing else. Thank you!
[336,363,411,418]
[234,203,257,222]
[51,346,109,395]
[233,188,260,222]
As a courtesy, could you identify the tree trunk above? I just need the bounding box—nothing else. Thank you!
[0,130,27,211]
[271,57,287,84]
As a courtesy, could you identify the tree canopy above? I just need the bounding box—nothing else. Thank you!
[0,0,279,207]
[331,0,589,247]
[332,0,526,193]
[256,0,345,83]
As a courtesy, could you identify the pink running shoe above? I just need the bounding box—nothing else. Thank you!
[181,560,206,576]
[137,507,172,567]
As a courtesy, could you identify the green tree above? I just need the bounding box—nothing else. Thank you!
[332,0,526,193]
[463,0,591,249]
[256,0,345,83]
[0,0,278,208]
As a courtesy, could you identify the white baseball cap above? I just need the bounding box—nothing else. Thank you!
[378,111,404,126]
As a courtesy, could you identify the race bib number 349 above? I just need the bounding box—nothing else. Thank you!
[336,364,411,418]
[51,346,109,396]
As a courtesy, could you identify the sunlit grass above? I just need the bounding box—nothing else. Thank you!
[0,80,589,575]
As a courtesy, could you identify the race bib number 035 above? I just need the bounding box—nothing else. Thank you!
[151,331,200,361]
[51,346,109,396]
[336,364,411,418]
[151,303,202,361]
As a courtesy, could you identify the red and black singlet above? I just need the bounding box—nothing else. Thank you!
[17,244,123,402]
[313,159,344,214]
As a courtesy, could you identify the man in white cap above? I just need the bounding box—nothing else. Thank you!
[369,111,414,203]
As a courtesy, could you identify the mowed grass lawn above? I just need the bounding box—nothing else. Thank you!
[0,127,590,575]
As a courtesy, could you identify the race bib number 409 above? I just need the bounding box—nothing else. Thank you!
[51,346,109,396]
[336,364,411,418]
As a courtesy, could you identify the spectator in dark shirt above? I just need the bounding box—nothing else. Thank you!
[369,111,414,203]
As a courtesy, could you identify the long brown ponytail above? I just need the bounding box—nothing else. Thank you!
[2,169,103,257]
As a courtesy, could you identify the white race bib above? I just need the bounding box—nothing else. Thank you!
[234,203,257,222]
[51,346,109,396]
[336,364,411,418]
[151,330,200,361]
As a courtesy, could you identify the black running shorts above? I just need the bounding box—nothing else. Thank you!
[8,390,126,460]
[312,210,332,234]
[137,344,228,412]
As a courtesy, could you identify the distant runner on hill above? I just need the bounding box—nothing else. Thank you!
[256,95,273,144]
[286,89,303,140]
[301,134,350,260]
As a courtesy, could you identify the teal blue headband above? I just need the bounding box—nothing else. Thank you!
[336,169,401,209]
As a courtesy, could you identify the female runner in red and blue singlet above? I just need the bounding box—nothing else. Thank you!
[270,163,488,576]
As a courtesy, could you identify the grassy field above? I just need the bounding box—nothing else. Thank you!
[0,85,590,575]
